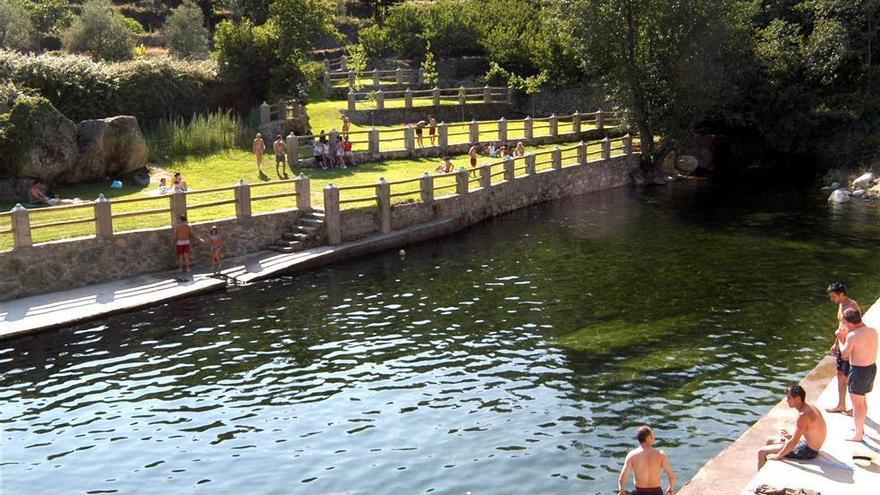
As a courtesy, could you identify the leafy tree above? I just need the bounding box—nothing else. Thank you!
[165,0,210,59]
[421,41,439,85]
[16,0,71,35]
[0,0,36,51]
[63,0,136,61]
[213,19,276,107]
[345,43,368,89]
[358,23,390,59]
[384,3,425,60]
[269,0,342,57]
[235,0,272,24]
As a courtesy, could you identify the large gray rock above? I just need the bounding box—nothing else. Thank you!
[828,189,851,204]
[853,172,875,189]
[17,106,78,182]
[675,155,699,175]
[62,116,148,184]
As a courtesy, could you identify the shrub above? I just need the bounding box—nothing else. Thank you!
[144,109,252,159]
[213,19,276,109]
[421,42,439,85]
[482,61,510,87]
[0,83,52,177]
[164,0,210,59]
[358,23,390,59]
[17,0,71,35]
[0,0,37,52]
[63,0,136,61]
[384,3,425,60]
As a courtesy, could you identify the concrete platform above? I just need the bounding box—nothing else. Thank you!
[680,296,880,495]
[0,216,463,340]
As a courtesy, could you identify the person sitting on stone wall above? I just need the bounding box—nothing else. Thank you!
[757,384,826,469]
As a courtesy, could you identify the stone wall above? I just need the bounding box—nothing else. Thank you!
[0,210,300,300]
[518,85,608,117]
[346,103,520,126]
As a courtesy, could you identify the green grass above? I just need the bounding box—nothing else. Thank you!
[0,139,621,251]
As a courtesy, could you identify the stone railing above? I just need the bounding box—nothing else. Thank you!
[346,85,511,112]
[325,67,422,92]
[282,110,622,166]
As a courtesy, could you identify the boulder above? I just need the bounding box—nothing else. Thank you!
[62,116,148,184]
[820,186,832,192]
[853,172,875,189]
[828,189,851,204]
[675,155,699,175]
[853,189,867,197]
[16,106,78,182]
[130,168,151,187]
[657,151,676,174]
[830,181,841,190]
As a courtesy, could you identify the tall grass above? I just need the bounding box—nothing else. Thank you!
[145,109,257,161]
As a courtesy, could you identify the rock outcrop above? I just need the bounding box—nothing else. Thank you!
[62,116,148,184]
[17,106,78,182]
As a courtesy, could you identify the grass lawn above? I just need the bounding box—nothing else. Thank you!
[0,139,619,251]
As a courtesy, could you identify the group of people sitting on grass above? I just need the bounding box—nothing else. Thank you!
[311,131,357,170]
[617,283,877,495]
[155,172,188,194]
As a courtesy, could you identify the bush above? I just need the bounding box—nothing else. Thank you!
[164,0,210,59]
[421,42,439,85]
[144,109,253,159]
[0,83,51,177]
[482,61,510,87]
[63,0,136,61]
[358,23,390,59]
[385,3,425,60]
[0,0,37,51]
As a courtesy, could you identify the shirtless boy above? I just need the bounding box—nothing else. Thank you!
[839,308,878,442]
[826,282,860,415]
[618,426,676,495]
[757,385,826,469]
[173,215,203,277]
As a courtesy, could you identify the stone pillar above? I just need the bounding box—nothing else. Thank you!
[10,204,31,249]
[572,112,581,134]
[369,127,380,157]
[456,168,469,195]
[525,153,536,175]
[259,102,270,126]
[404,125,415,154]
[372,68,380,87]
[602,137,611,160]
[376,89,384,110]
[286,132,299,167]
[468,119,479,144]
[324,184,341,245]
[295,173,311,211]
[404,88,412,109]
[624,134,633,155]
[323,70,331,93]
[433,87,440,106]
[503,156,515,182]
[420,172,434,204]
[347,90,356,112]
[377,178,391,234]
[234,180,252,219]
[552,147,562,170]
[483,85,491,103]
[347,70,355,87]
[340,55,347,71]
[277,98,286,121]
[94,193,113,239]
[396,68,403,85]
[479,164,492,189]
[577,140,587,164]
[323,59,331,73]
[170,190,187,226]
[596,110,605,130]
[507,85,514,104]
[459,86,466,105]
[524,116,533,140]
[549,113,558,138]
[417,68,424,84]
[438,122,448,151]
[498,117,507,142]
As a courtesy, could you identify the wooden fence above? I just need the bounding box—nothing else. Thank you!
[324,67,422,91]
[346,85,511,112]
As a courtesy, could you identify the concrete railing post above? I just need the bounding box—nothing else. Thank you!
[483,85,491,103]
[417,68,424,84]
[479,164,492,189]
[347,90,356,112]
[549,113,558,138]
[347,70,355,87]
[372,68,380,87]
[340,55,347,71]
[503,156,515,182]
[498,117,507,142]
[624,133,633,155]
[94,193,113,239]
[369,127,380,157]
[596,110,605,130]
[456,168,469,195]
[459,85,466,105]
[377,178,391,234]
[259,101,271,126]
[404,125,415,155]
[525,153,537,175]
[433,87,440,107]
[277,98,286,121]
[602,137,611,160]
[420,172,434,204]
[507,85,514,104]
[295,173,311,211]
[469,119,479,144]
[234,180,252,219]
[572,112,581,135]
[395,68,403,85]
[552,147,562,170]
[577,141,587,164]
[10,204,31,249]
[438,122,448,151]
[404,88,412,109]
[324,184,341,245]
[286,132,299,167]
[323,59,331,73]
[170,190,187,226]
[323,70,331,93]
[376,89,384,110]
[524,116,533,140]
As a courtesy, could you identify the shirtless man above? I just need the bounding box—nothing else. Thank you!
[468,143,479,177]
[757,385,826,469]
[341,115,350,138]
[434,156,454,174]
[618,426,676,495]
[273,135,288,179]
[173,215,203,277]
[826,282,860,414]
[428,115,437,146]
[839,308,878,442]
[252,133,265,172]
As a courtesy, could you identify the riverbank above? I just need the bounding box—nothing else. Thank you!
[680,296,880,495]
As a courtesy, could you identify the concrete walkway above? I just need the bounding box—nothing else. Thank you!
[0,216,462,340]
[680,297,880,495]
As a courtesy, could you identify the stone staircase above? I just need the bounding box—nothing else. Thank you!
[270,209,326,253]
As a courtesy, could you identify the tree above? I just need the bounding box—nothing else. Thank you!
[421,41,439,85]
[235,0,272,24]
[269,0,341,58]
[214,19,277,107]
[165,0,210,59]
[63,0,136,61]
[0,0,37,51]
[557,0,746,166]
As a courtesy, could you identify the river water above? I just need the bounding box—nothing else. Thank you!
[3,180,880,494]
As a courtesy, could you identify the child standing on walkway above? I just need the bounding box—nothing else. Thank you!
[209,225,224,273]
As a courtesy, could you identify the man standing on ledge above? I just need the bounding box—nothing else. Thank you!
[618,426,676,495]
[826,282,860,415]
[840,308,878,442]
[757,385,826,469]
[173,215,203,279]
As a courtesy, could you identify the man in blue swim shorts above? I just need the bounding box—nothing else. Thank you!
[758,385,827,469]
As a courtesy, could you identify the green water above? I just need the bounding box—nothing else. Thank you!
[2,180,879,494]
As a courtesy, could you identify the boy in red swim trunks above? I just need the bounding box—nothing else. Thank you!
[618,426,676,495]
[173,215,203,277]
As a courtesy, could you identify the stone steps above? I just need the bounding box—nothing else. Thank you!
[268,210,326,253]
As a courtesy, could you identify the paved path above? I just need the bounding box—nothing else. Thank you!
[680,296,880,495]
[0,216,461,340]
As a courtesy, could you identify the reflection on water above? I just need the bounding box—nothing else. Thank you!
[3,181,880,494]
